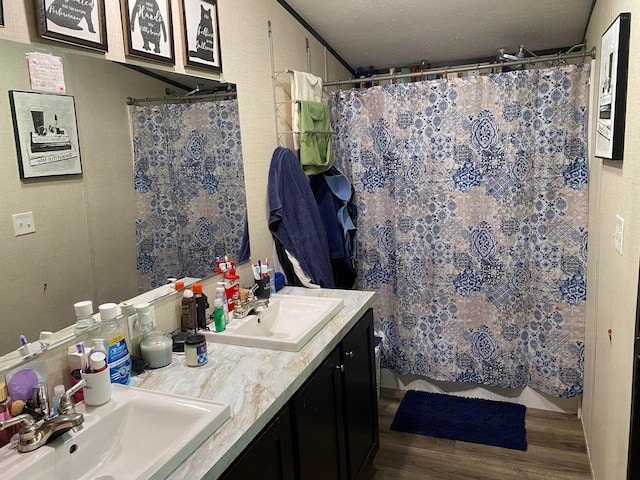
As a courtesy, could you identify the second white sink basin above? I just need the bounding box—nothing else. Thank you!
[0,384,230,480]
[202,294,344,351]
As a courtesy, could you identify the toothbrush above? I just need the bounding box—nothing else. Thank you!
[75,342,87,373]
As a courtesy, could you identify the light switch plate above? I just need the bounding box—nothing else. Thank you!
[12,211,36,236]
[615,215,624,255]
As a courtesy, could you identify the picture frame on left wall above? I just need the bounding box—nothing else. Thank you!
[121,0,175,64]
[0,0,5,28]
[9,91,82,179]
[35,0,108,51]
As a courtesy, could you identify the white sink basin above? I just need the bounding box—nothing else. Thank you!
[0,384,230,480]
[202,294,344,351]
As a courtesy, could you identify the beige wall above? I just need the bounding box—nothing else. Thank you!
[0,1,349,356]
[584,1,640,479]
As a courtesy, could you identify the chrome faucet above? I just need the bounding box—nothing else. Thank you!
[0,380,86,453]
[233,292,270,319]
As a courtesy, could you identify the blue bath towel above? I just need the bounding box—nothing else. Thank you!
[268,147,335,288]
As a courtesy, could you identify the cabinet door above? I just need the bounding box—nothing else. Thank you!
[221,406,295,480]
[342,308,379,480]
[293,348,348,480]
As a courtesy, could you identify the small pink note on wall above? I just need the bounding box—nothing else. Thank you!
[26,52,66,94]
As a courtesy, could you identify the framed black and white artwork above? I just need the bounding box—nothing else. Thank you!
[181,0,222,72]
[35,0,108,52]
[121,0,175,64]
[9,91,82,179]
[595,12,631,160]
[0,1,5,28]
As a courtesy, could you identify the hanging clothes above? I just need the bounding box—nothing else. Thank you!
[310,165,357,289]
[299,100,334,174]
[268,147,335,288]
[291,70,323,150]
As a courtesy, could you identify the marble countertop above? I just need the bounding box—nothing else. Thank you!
[129,287,376,480]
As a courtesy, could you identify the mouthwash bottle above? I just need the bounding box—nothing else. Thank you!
[98,303,132,385]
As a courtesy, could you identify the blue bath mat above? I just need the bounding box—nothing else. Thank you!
[390,390,527,451]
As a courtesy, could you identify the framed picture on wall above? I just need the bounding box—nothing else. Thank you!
[181,0,222,72]
[35,0,108,52]
[0,1,4,28]
[8,91,82,179]
[595,12,631,160]
[121,0,175,64]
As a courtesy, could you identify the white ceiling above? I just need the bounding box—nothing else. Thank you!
[283,0,594,72]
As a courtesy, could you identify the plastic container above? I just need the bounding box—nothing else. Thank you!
[140,331,173,368]
[134,303,155,335]
[51,384,65,416]
[181,287,197,331]
[214,283,226,332]
[73,300,96,334]
[98,303,132,385]
[185,334,207,367]
[193,284,209,330]
[0,382,16,447]
[224,264,240,312]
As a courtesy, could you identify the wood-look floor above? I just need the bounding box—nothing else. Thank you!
[368,388,593,480]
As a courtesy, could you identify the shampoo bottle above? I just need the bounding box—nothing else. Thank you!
[98,303,132,385]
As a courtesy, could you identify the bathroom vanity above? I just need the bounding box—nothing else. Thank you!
[130,287,377,479]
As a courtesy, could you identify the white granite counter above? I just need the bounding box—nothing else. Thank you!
[129,287,376,480]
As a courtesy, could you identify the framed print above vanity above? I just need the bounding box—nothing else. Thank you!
[181,0,222,72]
[35,0,108,52]
[595,12,631,160]
[0,1,4,28]
[9,91,82,179]
[121,0,175,64]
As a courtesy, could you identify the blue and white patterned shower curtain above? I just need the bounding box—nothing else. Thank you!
[129,100,246,291]
[331,65,589,397]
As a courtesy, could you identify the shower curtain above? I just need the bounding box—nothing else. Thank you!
[331,65,589,397]
[129,99,246,291]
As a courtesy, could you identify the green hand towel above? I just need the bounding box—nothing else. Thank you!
[299,100,334,175]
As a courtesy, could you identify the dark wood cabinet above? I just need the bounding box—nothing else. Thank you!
[221,406,295,480]
[341,308,379,480]
[293,308,379,480]
[221,308,378,480]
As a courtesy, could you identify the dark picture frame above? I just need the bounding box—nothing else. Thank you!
[121,0,175,64]
[35,0,108,52]
[9,91,82,179]
[181,0,222,72]
[595,12,631,160]
[0,1,5,28]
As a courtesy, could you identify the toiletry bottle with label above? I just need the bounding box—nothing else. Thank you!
[224,263,240,312]
[214,283,226,332]
[0,382,16,447]
[98,303,132,385]
[193,283,209,330]
[181,286,197,332]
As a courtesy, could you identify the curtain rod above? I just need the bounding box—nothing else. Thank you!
[126,91,237,106]
[324,47,597,87]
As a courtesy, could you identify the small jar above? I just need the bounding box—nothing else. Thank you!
[140,331,173,369]
[185,334,207,367]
